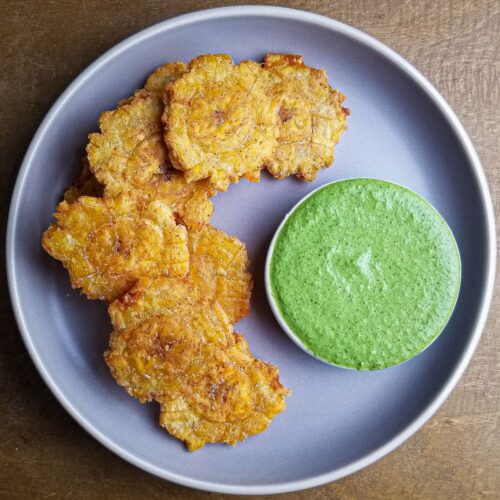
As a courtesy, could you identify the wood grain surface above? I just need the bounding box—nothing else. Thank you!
[0,1,498,498]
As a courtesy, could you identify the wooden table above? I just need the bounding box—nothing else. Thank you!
[1,1,498,498]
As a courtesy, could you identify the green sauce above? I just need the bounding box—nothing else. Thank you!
[268,178,461,370]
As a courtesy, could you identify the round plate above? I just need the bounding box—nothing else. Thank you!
[6,6,496,495]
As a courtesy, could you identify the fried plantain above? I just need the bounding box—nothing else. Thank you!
[87,89,167,196]
[87,62,213,229]
[105,315,289,450]
[263,53,348,181]
[42,194,189,301]
[106,308,233,403]
[166,54,280,191]
[159,331,289,451]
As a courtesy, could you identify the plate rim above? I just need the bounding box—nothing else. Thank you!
[6,5,497,495]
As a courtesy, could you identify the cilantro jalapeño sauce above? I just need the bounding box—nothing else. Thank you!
[268,178,461,370]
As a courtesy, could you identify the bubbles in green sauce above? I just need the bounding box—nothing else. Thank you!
[269,178,461,370]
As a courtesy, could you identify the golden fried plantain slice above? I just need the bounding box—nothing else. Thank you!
[105,311,233,401]
[63,158,103,203]
[106,310,233,403]
[86,62,213,228]
[166,54,280,191]
[189,225,252,323]
[263,53,349,181]
[87,89,167,196]
[160,332,289,451]
[107,224,251,328]
[42,194,189,301]
[105,315,289,450]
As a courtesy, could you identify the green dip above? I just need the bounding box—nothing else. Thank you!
[268,178,461,370]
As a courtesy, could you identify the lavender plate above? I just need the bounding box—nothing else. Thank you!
[6,6,496,495]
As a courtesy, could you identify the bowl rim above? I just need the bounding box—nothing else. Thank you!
[6,5,497,495]
[264,177,463,371]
